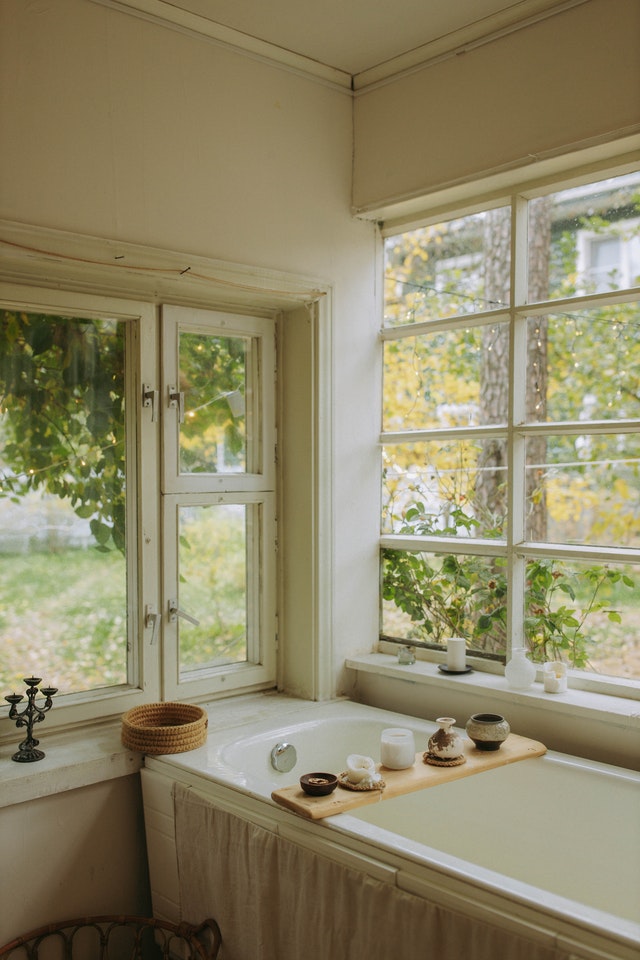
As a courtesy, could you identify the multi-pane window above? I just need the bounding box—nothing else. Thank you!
[380,169,640,686]
[0,292,277,714]
[161,306,276,700]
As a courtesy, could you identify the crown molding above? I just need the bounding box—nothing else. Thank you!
[88,0,353,91]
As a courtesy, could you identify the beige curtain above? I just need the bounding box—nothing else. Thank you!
[174,783,567,960]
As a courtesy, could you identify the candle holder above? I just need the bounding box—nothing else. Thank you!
[4,677,58,762]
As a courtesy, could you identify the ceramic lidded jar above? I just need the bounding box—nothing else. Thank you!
[465,713,510,751]
[427,717,464,760]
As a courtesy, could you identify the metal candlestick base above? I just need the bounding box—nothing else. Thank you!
[4,677,58,762]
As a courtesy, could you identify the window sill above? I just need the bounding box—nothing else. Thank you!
[0,720,143,809]
[345,653,640,740]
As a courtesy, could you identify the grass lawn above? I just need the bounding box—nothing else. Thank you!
[0,547,127,695]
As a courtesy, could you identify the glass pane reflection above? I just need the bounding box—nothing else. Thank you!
[179,331,247,474]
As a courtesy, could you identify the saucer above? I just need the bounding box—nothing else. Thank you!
[438,665,473,675]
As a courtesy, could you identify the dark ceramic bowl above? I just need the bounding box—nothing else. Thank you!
[465,713,510,751]
[300,772,338,796]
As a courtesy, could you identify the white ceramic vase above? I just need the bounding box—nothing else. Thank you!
[504,647,536,689]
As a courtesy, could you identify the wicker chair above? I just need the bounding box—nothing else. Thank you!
[0,915,221,960]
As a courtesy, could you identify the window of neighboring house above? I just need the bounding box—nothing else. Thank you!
[0,292,277,716]
[380,168,640,692]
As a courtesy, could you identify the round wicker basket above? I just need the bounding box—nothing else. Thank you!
[121,702,208,754]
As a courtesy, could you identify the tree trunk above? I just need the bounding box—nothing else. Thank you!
[475,201,551,541]
[526,197,551,542]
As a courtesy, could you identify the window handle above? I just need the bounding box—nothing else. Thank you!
[168,386,185,423]
[142,384,159,422]
[168,598,200,626]
[145,604,160,644]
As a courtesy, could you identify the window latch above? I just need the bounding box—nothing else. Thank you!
[168,386,185,423]
[144,604,160,644]
[142,384,159,422]
[168,598,200,626]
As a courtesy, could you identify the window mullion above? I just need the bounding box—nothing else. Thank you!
[507,195,529,653]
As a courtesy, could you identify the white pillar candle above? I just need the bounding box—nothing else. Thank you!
[447,637,466,671]
[345,754,376,783]
[380,728,415,769]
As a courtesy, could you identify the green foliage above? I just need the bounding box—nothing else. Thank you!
[178,506,247,669]
[0,310,126,552]
[525,560,635,666]
[382,539,635,667]
[382,548,507,652]
[179,330,246,473]
[381,177,640,674]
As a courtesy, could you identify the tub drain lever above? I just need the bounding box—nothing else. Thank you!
[271,742,297,773]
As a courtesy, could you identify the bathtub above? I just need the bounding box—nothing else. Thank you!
[141,694,640,960]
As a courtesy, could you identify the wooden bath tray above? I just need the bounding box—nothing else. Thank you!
[271,733,546,820]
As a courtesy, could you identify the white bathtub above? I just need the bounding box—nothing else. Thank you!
[141,694,640,960]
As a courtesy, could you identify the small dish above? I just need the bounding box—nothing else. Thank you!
[300,772,338,796]
[438,664,473,675]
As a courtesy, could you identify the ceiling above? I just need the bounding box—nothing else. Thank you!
[156,0,577,78]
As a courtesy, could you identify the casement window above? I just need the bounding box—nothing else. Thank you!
[0,289,277,719]
[380,167,640,693]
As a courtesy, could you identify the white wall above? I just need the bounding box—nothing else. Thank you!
[0,0,380,934]
[353,0,640,215]
[0,776,150,945]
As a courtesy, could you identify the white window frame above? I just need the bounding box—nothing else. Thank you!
[160,304,278,700]
[0,223,333,738]
[380,167,640,701]
[0,284,160,731]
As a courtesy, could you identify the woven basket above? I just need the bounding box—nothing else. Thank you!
[0,915,221,960]
[121,702,208,754]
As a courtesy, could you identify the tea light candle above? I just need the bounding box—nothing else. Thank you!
[543,661,567,693]
[380,728,415,769]
[345,754,376,783]
[447,637,466,671]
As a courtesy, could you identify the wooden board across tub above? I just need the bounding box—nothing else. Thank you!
[271,733,546,820]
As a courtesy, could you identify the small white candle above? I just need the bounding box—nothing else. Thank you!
[380,728,415,769]
[345,754,376,783]
[447,637,466,671]
[543,661,567,693]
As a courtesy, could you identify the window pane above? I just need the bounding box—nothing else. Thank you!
[179,331,248,474]
[524,558,640,678]
[384,206,511,326]
[383,323,509,431]
[382,439,508,539]
[527,304,640,423]
[528,173,640,302]
[381,549,507,656]
[525,434,640,547]
[178,503,248,675]
[0,311,128,694]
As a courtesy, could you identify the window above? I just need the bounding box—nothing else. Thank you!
[380,169,640,689]
[160,306,276,700]
[0,290,277,716]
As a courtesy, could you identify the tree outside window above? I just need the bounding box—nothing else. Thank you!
[381,171,640,682]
